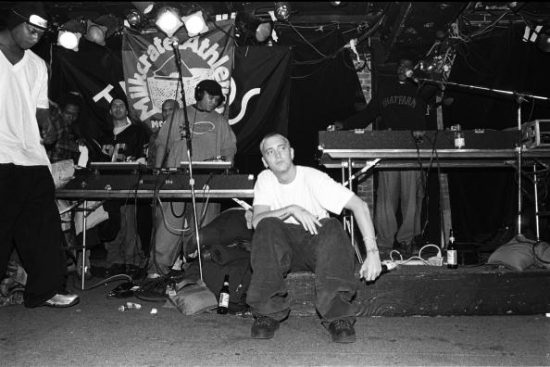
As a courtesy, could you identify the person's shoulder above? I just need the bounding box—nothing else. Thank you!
[298,165,324,176]
[26,49,46,67]
[257,169,275,181]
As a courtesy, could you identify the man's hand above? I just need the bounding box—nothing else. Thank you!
[327,121,344,131]
[359,251,382,282]
[244,209,253,230]
[290,205,322,234]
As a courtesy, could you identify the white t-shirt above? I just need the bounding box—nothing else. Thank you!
[0,49,50,166]
[253,165,354,225]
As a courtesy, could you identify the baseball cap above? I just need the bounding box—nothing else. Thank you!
[9,3,49,30]
[196,80,225,103]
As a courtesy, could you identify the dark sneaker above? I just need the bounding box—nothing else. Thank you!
[134,277,169,302]
[251,316,280,339]
[327,319,356,343]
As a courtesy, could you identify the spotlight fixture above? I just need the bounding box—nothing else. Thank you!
[182,10,208,37]
[85,21,108,46]
[126,10,142,27]
[58,30,81,51]
[132,2,155,15]
[255,21,273,43]
[56,18,86,51]
[155,6,184,37]
[274,2,291,21]
[235,11,273,45]
[536,29,550,53]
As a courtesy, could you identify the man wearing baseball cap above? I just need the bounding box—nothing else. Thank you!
[144,79,236,288]
[0,2,80,308]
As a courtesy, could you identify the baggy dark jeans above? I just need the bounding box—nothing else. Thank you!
[0,164,66,307]
[246,217,358,323]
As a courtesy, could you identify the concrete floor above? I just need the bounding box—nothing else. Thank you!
[1,277,550,367]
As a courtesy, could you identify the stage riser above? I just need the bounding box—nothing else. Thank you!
[286,268,550,316]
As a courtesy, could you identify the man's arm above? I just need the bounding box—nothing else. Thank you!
[219,117,237,162]
[344,195,382,281]
[252,204,322,234]
[338,97,380,130]
[36,108,52,132]
[154,141,167,170]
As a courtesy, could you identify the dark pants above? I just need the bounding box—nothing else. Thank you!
[0,164,66,307]
[246,217,358,323]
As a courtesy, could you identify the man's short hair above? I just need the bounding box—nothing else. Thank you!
[162,99,177,108]
[110,98,128,110]
[61,92,82,110]
[259,133,290,154]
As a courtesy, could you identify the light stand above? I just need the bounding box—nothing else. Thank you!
[170,38,204,280]
[412,76,550,237]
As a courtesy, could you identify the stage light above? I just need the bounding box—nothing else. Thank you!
[155,6,184,37]
[507,2,525,12]
[235,11,274,45]
[182,10,208,37]
[132,2,155,15]
[85,23,107,46]
[274,2,291,21]
[57,30,81,51]
[56,18,86,51]
[255,21,272,43]
[126,10,142,27]
[330,1,343,6]
[536,29,550,53]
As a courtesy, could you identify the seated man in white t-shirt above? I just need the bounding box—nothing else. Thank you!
[246,133,382,343]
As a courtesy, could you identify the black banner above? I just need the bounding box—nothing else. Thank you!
[230,46,291,173]
[50,38,127,156]
[48,38,290,174]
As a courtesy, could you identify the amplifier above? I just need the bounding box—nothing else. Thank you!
[522,120,550,149]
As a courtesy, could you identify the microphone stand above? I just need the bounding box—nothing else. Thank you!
[413,76,550,237]
[171,38,204,281]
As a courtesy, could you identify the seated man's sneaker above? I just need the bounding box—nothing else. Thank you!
[251,316,280,339]
[42,293,80,308]
[327,319,356,343]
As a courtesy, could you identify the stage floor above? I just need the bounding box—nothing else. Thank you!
[1,275,549,366]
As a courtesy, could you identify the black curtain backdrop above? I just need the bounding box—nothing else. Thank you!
[41,37,290,174]
[230,46,291,175]
[276,27,364,168]
[49,38,126,145]
[444,24,550,242]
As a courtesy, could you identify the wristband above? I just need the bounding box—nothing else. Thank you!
[363,236,376,243]
[366,248,379,254]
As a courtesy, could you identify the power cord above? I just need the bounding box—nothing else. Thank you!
[71,273,132,291]
[387,243,444,266]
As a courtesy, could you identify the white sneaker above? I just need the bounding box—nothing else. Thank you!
[42,293,80,308]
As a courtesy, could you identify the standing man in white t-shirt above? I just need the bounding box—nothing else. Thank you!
[0,3,79,308]
[247,133,382,343]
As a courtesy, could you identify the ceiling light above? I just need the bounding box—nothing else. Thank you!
[274,2,291,21]
[132,2,155,15]
[536,29,550,53]
[58,30,81,51]
[255,21,272,43]
[182,10,208,37]
[85,22,107,46]
[155,6,184,37]
[126,10,142,27]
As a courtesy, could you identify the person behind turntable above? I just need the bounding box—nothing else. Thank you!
[331,58,438,255]
[147,79,237,279]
